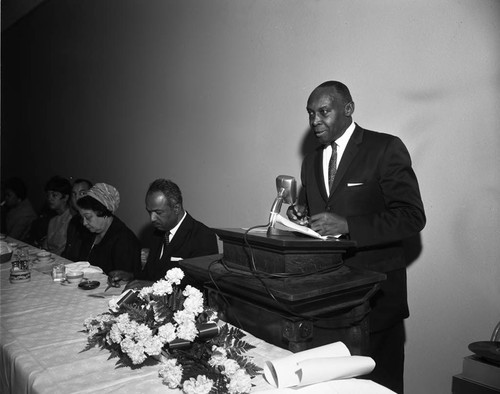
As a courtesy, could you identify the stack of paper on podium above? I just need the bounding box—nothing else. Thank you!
[273,214,340,240]
[259,342,395,393]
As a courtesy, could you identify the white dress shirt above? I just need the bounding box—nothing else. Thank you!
[322,121,356,196]
[159,211,187,258]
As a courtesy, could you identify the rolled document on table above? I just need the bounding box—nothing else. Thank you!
[297,356,375,386]
[263,342,375,389]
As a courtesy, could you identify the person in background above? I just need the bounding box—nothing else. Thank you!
[43,176,73,255]
[76,182,141,282]
[1,177,37,241]
[287,81,426,393]
[25,202,55,247]
[62,178,93,261]
[69,178,93,215]
[126,178,218,290]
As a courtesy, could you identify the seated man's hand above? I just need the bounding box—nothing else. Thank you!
[286,204,310,226]
[108,270,134,285]
[310,212,349,236]
[125,279,154,291]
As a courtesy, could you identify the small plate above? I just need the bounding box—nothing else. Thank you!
[78,280,100,290]
[60,279,81,286]
[468,341,500,364]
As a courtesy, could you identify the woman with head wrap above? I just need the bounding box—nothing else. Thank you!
[76,183,141,283]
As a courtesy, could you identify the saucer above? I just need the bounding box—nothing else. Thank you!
[78,280,100,290]
[33,257,55,264]
[59,279,80,287]
[60,279,81,286]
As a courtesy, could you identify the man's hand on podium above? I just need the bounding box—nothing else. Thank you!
[286,204,310,226]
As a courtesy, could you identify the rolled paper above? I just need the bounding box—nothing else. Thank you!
[167,322,220,350]
[255,379,395,394]
[197,322,220,340]
[297,356,375,386]
[168,338,192,350]
[264,342,354,388]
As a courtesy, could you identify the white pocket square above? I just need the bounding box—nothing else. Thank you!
[347,182,364,187]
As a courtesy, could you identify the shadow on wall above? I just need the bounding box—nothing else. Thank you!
[403,235,423,268]
[300,127,319,159]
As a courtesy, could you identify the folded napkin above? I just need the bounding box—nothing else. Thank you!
[0,240,12,255]
[264,342,375,389]
[65,261,103,274]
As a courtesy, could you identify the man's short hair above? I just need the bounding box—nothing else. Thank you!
[45,176,72,197]
[316,81,353,104]
[5,177,27,200]
[147,179,183,208]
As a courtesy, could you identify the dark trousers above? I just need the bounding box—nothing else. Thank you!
[365,321,406,394]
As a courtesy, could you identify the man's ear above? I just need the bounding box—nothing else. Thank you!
[344,101,355,117]
[173,203,181,214]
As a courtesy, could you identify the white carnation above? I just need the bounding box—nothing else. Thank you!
[165,267,184,285]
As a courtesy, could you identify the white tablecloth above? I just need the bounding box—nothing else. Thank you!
[1,238,394,394]
[0,238,293,394]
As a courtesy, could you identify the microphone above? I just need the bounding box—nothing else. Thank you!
[268,175,296,235]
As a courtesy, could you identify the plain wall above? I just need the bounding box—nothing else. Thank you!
[2,1,499,393]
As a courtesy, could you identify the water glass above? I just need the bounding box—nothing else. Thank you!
[52,263,66,282]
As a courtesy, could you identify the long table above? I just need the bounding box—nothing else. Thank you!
[1,237,395,394]
[0,238,293,394]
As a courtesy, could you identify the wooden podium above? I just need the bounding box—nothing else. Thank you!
[180,228,385,354]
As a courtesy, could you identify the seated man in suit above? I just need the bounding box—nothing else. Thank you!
[126,178,218,289]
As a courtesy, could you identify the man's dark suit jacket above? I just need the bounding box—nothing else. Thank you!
[138,212,219,283]
[301,124,426,331]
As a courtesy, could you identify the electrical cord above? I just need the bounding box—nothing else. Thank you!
[208,256,342,326]
[207,222,346,326]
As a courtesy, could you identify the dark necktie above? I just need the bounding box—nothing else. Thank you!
[328,142,337,190]
[164,232,170,248]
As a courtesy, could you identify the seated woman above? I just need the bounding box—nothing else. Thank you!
[2,177,37,242]
[76,183,141,282]
[62,178,94,261]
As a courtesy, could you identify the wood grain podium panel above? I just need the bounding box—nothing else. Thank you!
[215,227,356,274]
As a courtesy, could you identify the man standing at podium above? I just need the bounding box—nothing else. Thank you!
[288,81,426,393]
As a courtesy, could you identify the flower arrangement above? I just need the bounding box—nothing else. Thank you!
[83,268,262,394]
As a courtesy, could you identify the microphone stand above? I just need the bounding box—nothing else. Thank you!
[267,187,287,236]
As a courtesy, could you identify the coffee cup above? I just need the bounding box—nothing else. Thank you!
[36,251,52,262]
[66,270,84,284]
